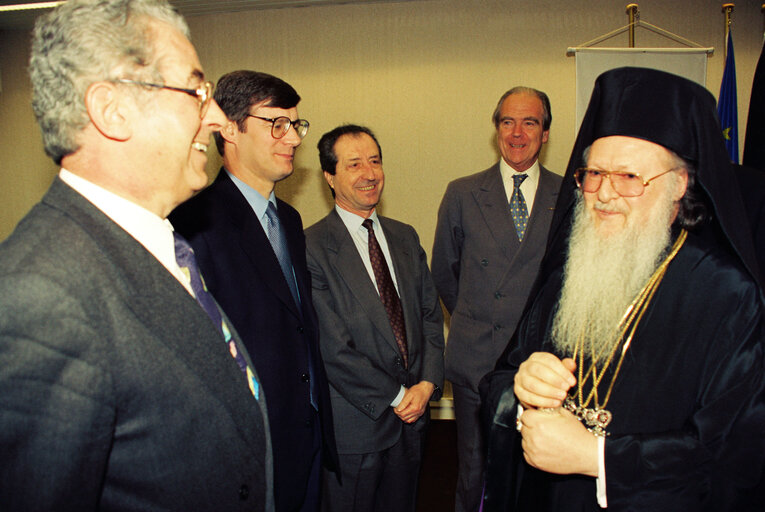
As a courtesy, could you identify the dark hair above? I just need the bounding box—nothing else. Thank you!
[492,86,552,131]
[674,161,711,230]
[213,70,300,155]
[317,124,382,175]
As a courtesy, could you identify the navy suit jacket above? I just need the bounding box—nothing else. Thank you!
[170,170,338,508]
[0,178,272,511]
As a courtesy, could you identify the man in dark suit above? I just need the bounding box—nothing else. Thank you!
[305,125,445,512]
[0,1,273,511]
[170,70,337,512]
[431,87,562,512]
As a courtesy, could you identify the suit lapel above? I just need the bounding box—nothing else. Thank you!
[473,164,520,262]
[524,166,559,240]
[325,211,400,355]
[45,179,267,452]
[215,173,302,319]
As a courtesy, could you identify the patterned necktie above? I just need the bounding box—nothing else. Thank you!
[510,173,529,241]
[362,219,408,369]
[265,202,300,307]
[173,231,260,400]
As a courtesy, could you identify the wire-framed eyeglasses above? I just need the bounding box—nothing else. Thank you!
[248,115,310,140]
[573,167,678,197]
[114,79,214,118]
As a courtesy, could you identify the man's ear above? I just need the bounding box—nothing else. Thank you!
[219,120,238,145]
[673,168,689,202]
[84,81,131,141]
[323,171,334,190]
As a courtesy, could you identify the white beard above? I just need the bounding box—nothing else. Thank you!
[550,187,678,358]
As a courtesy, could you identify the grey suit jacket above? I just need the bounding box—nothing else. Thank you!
[432,163,562,391]
[305,210,444,454]
[0,178,273,511]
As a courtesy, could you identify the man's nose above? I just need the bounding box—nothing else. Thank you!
[282,123,302,146]
[597,174,620,202]
[203,99,227,132]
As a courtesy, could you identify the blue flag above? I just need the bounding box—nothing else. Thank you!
[718,30,739,163]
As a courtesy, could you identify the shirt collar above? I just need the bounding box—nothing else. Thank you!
[226,168,277,219]
[499,158,540,182]
[335,205,380,233]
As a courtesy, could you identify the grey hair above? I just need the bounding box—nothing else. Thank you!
[491,86,552,131]
[30,0,190,164]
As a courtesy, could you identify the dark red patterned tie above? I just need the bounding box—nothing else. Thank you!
[362,219,408,368]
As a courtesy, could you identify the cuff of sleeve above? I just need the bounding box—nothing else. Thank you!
[390,385,406,407]
[596,435,607,508]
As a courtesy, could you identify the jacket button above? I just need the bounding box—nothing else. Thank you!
[301,373,309,382]
[239,484,249,500]
[297,326,304,333]
[481,259,489,267]
[494,291,503,299]
[494,324,502,331]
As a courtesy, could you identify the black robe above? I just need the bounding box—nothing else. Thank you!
[481,228,765,511]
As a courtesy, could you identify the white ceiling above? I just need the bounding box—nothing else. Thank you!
[0,0,414,30]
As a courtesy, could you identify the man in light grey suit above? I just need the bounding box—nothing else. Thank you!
[432,87,562,512]
[0,1,272,510]
[305,125,444,512]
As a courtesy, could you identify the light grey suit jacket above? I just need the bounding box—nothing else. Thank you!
[305,210,444,454]
[0,178,273,511]
[432,163,562,392]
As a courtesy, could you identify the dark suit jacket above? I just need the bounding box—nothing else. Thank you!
[305,210,444,454]
[432,163,562,391]
[170,170,338,507]
[0,178,272,511]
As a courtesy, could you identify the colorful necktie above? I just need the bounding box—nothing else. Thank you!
[362,219,408,368]
[173,232,260,400]
[510,173,529,241]
[265,202,300,307]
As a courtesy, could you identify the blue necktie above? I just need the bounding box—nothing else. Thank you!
[265,202,300,307]
[173,231,260,400]
[510,174,529,241]
[264,203,318,410]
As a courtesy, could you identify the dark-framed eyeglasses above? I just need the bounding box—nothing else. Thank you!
[114,79,214,118]
[247,115,310,139]
[573,167,678,197]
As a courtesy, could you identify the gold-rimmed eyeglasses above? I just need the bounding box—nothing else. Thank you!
[114,79,214,118]
[573,167,678,197]
[248,115,310,140]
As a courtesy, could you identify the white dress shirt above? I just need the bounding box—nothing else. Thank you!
[59,169,194,297]
[334,205,406,407]
[499,158,540,215]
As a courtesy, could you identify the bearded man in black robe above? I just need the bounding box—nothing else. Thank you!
[480,67,765,511]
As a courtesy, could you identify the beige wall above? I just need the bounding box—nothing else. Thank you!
[1,0,764,248]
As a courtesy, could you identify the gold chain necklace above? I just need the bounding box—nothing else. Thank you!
[563,229,688,436]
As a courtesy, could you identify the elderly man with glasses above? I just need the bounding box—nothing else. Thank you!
[171,70,338,512]
[0,1,275,510]
[480,67,765,512]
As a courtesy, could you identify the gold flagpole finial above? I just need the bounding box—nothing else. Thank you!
[626,4,639,48]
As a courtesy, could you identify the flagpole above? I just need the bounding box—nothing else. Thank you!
[723,3,734,59]
[626,3,638,48]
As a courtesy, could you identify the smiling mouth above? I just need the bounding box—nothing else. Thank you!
[191,142,208,153]
[510,144,525,149]
[359,184,376,191]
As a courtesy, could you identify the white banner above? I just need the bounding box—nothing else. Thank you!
[574,48,710,132]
